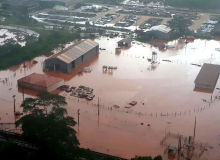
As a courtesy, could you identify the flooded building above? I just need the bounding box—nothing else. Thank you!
[194,63,220,89]
[146,25,172,39]
[17,73,64,92]
[44,39,99,73]
[117,39,133,47]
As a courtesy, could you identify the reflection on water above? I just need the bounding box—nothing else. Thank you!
[0,37,220,159]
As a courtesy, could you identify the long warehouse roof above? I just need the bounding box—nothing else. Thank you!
[194,63,220,86]
[48,39,99,64]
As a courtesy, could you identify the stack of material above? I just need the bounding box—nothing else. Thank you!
[70,85,95,100]
[83,67,93,73]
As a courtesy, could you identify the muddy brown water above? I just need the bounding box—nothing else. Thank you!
[0,37,220,159]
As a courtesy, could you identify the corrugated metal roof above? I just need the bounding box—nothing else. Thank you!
[149,25,171,33]
[17,73,64,88]
[195,63,220,86]
[48,39,98,64]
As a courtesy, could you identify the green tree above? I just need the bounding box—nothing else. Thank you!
[131,156,163,160]
[16,92,80,160]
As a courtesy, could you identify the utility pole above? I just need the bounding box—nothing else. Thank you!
[193,117,196,138]
[12,95,16,113]
[98,97,100,116]
[22,78,24,101]
[77,109,80,126]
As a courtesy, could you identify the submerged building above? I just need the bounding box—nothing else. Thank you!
[17,73,64,92]
[146,25,172,39]
[44,39,99,73]
[194,63,220,89]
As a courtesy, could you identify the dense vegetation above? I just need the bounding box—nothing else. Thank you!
[165,0,220,9]
[0,29,79,69]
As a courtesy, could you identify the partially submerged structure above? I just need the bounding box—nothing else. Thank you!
[44,39,99,73]
[117,39,133,47]
[194,63,220,89]
[17,73,64,92]
[146,25,172,39]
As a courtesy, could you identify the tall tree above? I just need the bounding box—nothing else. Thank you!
[16,92,80,160]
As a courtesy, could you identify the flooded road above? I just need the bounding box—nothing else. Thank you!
[0,37,220,159]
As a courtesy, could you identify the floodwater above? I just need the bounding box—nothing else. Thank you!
[1,37,220,159]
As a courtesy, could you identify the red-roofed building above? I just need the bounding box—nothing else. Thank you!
[17,73,64,92]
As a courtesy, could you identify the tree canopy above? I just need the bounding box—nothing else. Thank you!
[16,92,80,160]
[131,156,163,160]
[165,0,220,9]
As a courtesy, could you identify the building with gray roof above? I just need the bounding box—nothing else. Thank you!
[44,39,99,73]
[194,63,220,90]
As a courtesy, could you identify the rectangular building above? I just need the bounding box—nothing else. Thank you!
[17,73,64,92]
[117,39,133,47]
[194,63,220,89]
[44,39,99,73]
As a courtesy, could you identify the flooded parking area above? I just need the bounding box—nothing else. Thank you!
[1,37,220,159]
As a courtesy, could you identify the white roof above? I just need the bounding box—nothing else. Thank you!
[149,25,171,33]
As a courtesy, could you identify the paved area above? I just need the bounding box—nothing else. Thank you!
[189,13,211,30]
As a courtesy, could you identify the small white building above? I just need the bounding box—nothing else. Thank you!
[194,63,220,90]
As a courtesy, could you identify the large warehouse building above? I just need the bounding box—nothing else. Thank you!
[194,63,220,90]
[17,73,64,92]
[44,39,99,73]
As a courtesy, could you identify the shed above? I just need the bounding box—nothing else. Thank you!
[117,39,133,47]
[44,39,99,73]
[194,63,220,89]
[17,73,64,92]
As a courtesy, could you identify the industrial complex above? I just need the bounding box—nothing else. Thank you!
[44,39,99,73]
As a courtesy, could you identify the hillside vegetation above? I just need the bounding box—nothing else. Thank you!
[166,0,220,9]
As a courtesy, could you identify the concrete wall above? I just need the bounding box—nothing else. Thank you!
[195,83,214,89]
[47,80,64,92]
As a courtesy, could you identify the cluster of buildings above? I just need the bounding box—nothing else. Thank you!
[115,15,140,27]
[17,39,99,93]
[81,5,109,12]
[95,14,120,25]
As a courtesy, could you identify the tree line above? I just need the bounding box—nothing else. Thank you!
[165,0,220,9]
[0,30,80,69]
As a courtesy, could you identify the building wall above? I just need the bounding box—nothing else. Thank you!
[153,30,170,39]
[47,80,64,92]
[45,58,70,73]
[195,83,214,89]
[18,81,47,92]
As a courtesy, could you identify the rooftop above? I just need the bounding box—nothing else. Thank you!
[48,39,99,64]
[117,38,134,44]
[18,73,64,88]
[194,63,220,86]
[149,25,171,33]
